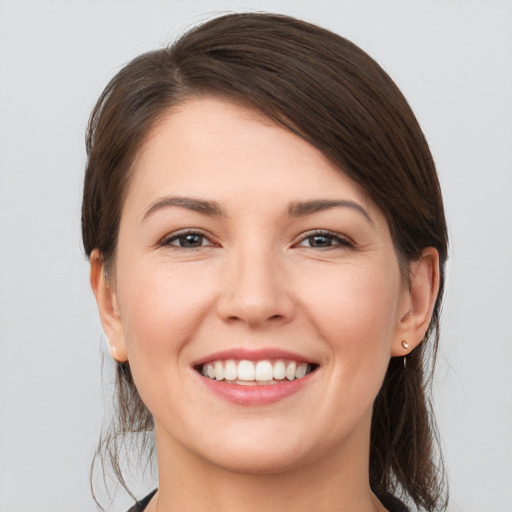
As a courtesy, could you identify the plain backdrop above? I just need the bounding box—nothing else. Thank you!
[1,1,511,511]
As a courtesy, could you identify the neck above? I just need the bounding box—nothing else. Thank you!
[148,419,386,512]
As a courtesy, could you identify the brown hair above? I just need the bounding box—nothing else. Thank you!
[83,12,448,510]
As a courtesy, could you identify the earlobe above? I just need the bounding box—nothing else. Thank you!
[89,249,128,362]
[391,247,440,357]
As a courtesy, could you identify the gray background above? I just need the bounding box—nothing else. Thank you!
[1,1,511,511]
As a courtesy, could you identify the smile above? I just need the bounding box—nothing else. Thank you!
[198,359,315,385]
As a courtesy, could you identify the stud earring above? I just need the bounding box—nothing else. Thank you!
[401,340,409,368]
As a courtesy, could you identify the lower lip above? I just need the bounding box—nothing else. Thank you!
[199,372,315,406]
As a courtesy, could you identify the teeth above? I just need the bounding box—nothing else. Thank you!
[285,361,296,380]
[201,359,313,383]
[295,362,308,379]
[238,360,255,381]
[255,361,273,381]
[273,360,286,380]
[224,359,237,381]
[214,361,224,381]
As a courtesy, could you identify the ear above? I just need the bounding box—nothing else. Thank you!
[89,249,128,362]
[391,247,440,357]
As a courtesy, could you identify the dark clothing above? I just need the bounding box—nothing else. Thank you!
[126,489,157,512]
[376,491,410,512]
[127,489,410,511]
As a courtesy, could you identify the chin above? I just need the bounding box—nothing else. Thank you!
[185,422,325,476]
[203,444,311,476]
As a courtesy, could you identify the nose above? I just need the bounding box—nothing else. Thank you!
[216,244,295,328]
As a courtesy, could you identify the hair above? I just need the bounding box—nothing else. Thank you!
[82,12,448,511]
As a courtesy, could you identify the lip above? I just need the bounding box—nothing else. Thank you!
[191,347,318,367]
[192,347,319,406]
[198,369,316,405]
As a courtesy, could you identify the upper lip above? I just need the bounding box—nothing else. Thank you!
[191,348,319,367]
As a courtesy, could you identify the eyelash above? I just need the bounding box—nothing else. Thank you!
[295,230,354,250]
[160,229,215,250]
[160,229,354,251]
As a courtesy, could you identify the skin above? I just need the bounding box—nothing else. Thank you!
[91,97,440,512]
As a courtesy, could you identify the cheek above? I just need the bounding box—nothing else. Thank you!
[298,261,402,361]
[114,262,217,421]
[115,258,214,357]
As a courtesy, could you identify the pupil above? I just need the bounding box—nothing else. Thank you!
[311,235,331,247]
[181,234,202,247]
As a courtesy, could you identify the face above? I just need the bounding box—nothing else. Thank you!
[101,97,415,475]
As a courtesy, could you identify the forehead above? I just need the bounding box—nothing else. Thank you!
[125,96,376,217]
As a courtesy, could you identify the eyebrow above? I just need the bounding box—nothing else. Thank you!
[142,196,226,221]
[141,196,373,224]
[286,199,373,224]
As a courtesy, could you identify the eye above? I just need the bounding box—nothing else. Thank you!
[297,230,353,250]
[162,230,214,249]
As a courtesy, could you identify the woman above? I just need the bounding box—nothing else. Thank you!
[82,12,448,512]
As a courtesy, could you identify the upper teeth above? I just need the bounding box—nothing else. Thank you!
[201,359,311,383]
